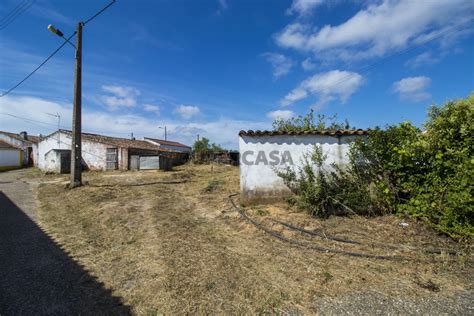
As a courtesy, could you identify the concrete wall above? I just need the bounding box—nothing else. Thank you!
[239,134,365,203]
[0,148,21,170]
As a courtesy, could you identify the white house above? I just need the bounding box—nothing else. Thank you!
[238,129,369,203]
[0,140,22,171]
[0,131,40,167]
[37,130,188,173]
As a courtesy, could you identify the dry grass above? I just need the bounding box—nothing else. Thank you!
[33,164,473,314]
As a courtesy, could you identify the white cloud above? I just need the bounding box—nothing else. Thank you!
[174,105,200,119]
[301,58,316,71]
[287,0,324,16]
[276,0,474,61]
[101,85,140,110]
[281,70,364,108]
[392,76,431,102]
[266,110,296,121]
[0,95,269,149]
[143,103,160,115]
[262,52,294,78]
[405,51,440,69]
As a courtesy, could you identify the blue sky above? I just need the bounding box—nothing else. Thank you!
[0,0,473,149]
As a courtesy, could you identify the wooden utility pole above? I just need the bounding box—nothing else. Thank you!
[70,22,83,188]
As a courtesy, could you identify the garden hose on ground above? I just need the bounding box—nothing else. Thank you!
[228,193,402,261]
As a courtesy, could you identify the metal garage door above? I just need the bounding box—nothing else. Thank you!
[139,156,159,170]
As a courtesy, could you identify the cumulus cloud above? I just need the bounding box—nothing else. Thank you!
[266,110,296,120]
[281,70,364,108]
[392,76,431,102]
[0,95,269,149]
[143,103,160,115]
[287,0,324,16]
[262,52,294,78]
[174,105,200,119]
[101,85,140,110]
[276,0,474,61]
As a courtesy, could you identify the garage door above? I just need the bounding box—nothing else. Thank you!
[139,156,159,170]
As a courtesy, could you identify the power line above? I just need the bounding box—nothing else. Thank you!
[0,32,76,98]
[0,0,35,30]
[0,111,135,136]
[0,0,117,98]
[83,0,116,25]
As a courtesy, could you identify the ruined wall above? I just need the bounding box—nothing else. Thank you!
[239,134,365,204]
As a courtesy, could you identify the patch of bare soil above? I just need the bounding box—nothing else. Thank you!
[34,164,473,314]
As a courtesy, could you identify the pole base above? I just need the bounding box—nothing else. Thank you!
[68,180,82,189]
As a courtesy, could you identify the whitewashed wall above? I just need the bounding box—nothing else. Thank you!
[239,134,365,203]
[0,133,36,166]
[0,148,21,167]
[38,131,117,172]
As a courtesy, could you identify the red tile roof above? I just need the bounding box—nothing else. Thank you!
[238,129,370,136]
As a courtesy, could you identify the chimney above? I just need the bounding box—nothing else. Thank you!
[20,131,28,140]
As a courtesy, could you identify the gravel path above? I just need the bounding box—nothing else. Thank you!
[0,169,130,315]
[313,290,474,315]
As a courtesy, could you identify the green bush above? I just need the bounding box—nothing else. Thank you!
[276,94,474,239]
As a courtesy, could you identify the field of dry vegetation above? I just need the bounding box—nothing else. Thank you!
[34,164,472,314]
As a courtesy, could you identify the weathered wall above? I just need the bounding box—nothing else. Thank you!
[239,134,365,203]
[38,131,125,172]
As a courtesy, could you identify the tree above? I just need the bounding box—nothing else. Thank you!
[272,109,352,132]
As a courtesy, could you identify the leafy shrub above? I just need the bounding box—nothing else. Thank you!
[275,94,473,239]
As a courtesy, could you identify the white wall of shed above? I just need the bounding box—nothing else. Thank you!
[37,131,114,172]
[0,148,21,167]
[238,134,364,202]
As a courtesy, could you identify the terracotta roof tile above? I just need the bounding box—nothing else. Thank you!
[238,129,370,136]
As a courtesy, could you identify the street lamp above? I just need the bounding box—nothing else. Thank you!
[158,126,167,140]
[48,22,83,188]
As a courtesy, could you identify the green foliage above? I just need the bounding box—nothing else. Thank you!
[272,109,352,132]
[193,137,224,154]
[276,94,474,239]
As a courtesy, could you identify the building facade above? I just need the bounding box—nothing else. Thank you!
[238,129,369,203]
[0,131,39,167]
[37,130,176,173]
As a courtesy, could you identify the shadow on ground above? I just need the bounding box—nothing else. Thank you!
[0,192,131,315]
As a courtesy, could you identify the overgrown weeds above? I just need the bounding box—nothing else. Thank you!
[276,93,474,239]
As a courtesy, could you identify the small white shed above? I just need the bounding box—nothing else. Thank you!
[238,129,369,203]
[0,140,22,171]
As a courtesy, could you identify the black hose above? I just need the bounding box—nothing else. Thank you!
[272,219,361,245]
[228,194,402,261]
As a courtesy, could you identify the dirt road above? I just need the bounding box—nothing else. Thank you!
[0,169,130,314]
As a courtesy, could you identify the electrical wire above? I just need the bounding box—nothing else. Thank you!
[0,111,134,136]
[0,0,35,30]
[83,0,116,25]
[0,0,117,97]
[0,32,76,98]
